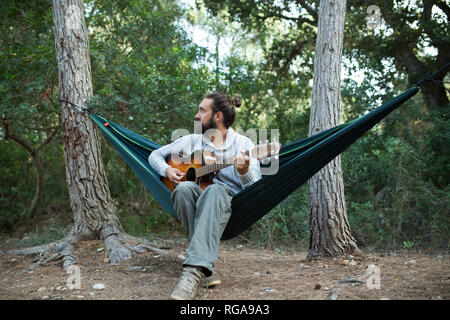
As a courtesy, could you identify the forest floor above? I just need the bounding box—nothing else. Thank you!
[0,235,448,300]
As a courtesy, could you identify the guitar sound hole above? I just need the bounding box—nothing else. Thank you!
[186,168,196,181]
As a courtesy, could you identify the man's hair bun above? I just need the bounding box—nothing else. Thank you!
[205,92,241,128]
[231,96,241,108]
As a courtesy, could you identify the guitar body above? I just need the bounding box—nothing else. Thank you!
[161,150,215,192]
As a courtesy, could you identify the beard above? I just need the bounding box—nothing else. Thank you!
[201,116,217,134]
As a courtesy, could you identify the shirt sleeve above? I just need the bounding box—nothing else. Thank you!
[237,138,262,189]
[148,135,191,177]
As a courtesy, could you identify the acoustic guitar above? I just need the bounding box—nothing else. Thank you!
[161,141,281,192]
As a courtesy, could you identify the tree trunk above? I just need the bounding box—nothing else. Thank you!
[419,77,449,108]
[307,0,359,260]
[52,0,132,264]
[29,151,44,219]
[396,50,449,108]
[7,0,167,269]
[215,35,220,88]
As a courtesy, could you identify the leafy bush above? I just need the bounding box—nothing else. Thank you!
[343,106,450,250]
[243,186,310,248]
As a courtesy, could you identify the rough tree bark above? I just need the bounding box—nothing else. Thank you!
[307,0,360,260]
[9,0,163,269]
[52,0,134,268]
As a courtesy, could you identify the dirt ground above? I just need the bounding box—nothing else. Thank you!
[0,236,448,300]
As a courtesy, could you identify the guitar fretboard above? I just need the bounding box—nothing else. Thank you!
[195,159,234,177]
[195,150,252,178]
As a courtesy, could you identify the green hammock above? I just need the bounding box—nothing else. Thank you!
[91,86,419,240]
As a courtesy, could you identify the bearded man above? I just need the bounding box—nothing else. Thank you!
[148,92,262,300]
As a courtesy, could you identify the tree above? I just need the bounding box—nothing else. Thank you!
[203,1,449,108]
[53,0,130,265]
[2,121,59,219]
[0,0,61,220]
[346,0,449,108]
[10,0,162,268]
[307,0,359,259]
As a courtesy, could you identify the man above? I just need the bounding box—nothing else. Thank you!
[148,92,262,300]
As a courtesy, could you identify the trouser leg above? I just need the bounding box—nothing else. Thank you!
[171,181,202,240]
[183,184,233,273]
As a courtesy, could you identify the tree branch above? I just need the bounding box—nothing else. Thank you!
[256,8,317,27]
[37,127,60,152]
[3,124,36,155]
[3,119,59,154]
[297,16,317,27]
[298,0,318,22]
[22,125,60,131]
[421,1,436,43]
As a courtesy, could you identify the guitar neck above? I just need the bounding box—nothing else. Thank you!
[195,150,251,178]
[195,158,234,178]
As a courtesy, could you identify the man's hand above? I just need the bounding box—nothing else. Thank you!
[234,150,250,175]
[166,167,185,183]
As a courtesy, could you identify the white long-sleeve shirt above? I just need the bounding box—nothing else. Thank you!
[148,127,262,195]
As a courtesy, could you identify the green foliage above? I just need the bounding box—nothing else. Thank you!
[114,181,183,237]
[0,0,212,235]
[0,0,59,126]
[87,0,213,143]
[243,186,310,248]
[421,109,450,187]
[342,93,450,250]
[403,241,414,249]
[84,0,214,237]
[0,0,63,228]
[0,140,31,231]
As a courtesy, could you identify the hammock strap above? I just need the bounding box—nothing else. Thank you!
[410,61,450,88]
[59,99,93,115]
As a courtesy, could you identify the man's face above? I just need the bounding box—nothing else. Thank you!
[195,98,217,134]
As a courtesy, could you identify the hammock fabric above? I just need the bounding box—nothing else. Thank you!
[91,86,419,240]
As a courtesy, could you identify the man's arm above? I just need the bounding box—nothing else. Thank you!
[148,135,189,178]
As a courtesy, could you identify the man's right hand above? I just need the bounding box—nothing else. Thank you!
[166,167,185,183]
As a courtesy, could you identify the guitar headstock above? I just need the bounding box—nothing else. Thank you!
[251,140,282,161]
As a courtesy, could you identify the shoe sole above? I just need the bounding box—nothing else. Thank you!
[201,279,221,287]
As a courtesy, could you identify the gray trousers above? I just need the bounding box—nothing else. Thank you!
[171,181,233,273]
